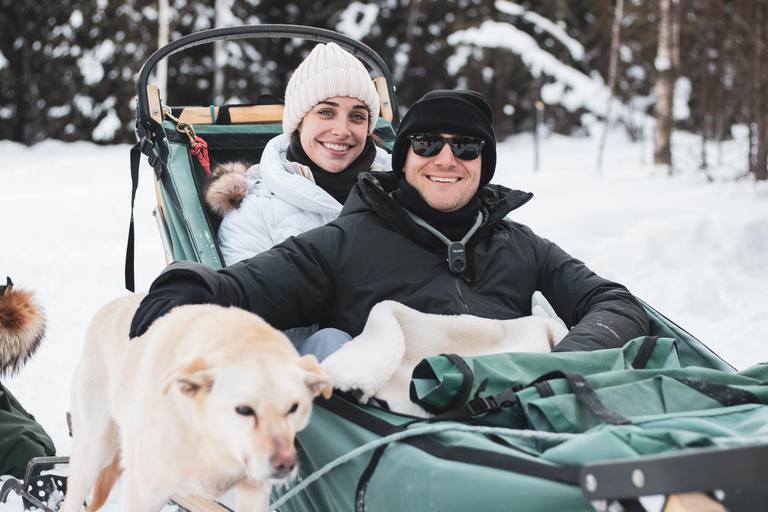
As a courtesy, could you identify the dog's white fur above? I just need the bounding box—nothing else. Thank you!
[60,294,332,512]
[321,301,567,414]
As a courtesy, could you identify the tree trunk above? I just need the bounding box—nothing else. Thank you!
[654,0,673,169]
[597,0,624,173]
[157,0,169,103]
[15,1,40,145]
[213,0,229,105]
[753,1,767,180]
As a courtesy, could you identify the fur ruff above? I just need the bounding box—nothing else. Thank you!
[204,161,251,217]
[0,278,46,375]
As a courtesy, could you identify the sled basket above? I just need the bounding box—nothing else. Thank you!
[269,330,768,512]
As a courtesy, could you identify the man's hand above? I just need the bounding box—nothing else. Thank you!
[129,278,215,338]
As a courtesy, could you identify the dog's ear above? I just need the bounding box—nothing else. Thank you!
[299,354,333,399]
[164,357,214,397]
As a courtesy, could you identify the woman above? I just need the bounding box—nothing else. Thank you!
[205,42,390,356]
[206,42,390,266]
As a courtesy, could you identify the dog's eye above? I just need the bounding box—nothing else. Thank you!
[235,405,255,417]
[288,402,298,414]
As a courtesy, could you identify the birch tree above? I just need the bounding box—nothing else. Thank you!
[597,0,624,173]
[157,0,169,102]
[752,0,767,180]
[654,0,674,170]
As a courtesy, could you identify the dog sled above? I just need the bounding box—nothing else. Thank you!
[123,25,768,512]
[2,24,762,512]
[129,24,768,512]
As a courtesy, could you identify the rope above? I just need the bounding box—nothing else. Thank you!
[269,423,576,510]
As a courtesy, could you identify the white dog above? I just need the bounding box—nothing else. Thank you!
[60,294,332,512]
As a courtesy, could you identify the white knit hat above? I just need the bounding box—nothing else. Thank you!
[283,42,380,137]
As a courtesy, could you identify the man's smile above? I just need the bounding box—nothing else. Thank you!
[428,176,461,183]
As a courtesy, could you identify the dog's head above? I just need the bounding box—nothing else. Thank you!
[162,307,332,483]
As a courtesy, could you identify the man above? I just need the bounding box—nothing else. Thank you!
[131,90,648,352]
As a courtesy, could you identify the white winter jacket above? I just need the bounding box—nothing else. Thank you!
[218,134,390,266]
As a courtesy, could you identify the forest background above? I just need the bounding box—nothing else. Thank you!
[2,0,767,179]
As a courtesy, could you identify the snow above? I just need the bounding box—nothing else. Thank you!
[494,0,585,62]
[77,40,117,86]
[674,76,691,121]
[449,20,613,116]
[69,10,84,30]
[92,109,123,142]
[336,2,380,41]
[1,124,767,510]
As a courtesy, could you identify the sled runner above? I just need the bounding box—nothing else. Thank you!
[121,24,766,512]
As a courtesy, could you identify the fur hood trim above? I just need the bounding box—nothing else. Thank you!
[204,161,251,218]
[0,277,46,375]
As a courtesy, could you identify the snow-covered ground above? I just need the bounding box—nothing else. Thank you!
[1,124,767,510]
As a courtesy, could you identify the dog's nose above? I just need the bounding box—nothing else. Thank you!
[271,448,297,476]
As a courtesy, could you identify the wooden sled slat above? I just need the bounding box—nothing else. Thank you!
[374,76,394,123]
[147,85,164,125]
[171,494,232,512]
[663,493,726,512]
[176,105,284,125]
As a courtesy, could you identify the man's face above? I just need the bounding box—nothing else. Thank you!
[403,133,482,213]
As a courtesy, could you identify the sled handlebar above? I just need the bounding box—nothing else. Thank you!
[136,24,400,131]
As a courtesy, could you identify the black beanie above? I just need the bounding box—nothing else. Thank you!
[391,90,496,186]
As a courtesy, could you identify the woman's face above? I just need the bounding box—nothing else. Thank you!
[298,96,369,173]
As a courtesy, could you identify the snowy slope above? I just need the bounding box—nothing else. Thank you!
[0,125,766,510]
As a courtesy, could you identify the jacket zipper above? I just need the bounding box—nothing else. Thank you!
[454,277,469,313]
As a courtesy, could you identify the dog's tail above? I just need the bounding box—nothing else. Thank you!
[86,452,122,512]
[0,277,46,376]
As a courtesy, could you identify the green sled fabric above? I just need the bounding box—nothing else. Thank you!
[268,339,767,512]
[517,365,768,434]
[0,382,56,479]
[410,337,768,434]
[411,336,681,414]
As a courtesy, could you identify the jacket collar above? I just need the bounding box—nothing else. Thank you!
[340,171,533,251]
[342,171,533,225]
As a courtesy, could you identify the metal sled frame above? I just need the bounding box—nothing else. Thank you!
[0,456,69,512]
[581,442,768,510]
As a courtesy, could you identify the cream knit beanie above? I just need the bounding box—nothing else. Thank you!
[283,42,380,138]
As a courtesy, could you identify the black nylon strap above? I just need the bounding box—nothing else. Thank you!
[529,370,631,425]
[673,377,760,407]
[125,123,185,291]
[408,386,518,425]
[317,395,581,485]
[125,141,141,292]
[631,335,659,369]
[533,381,554,398]
[444,353,474,410]
[354,444,388,512]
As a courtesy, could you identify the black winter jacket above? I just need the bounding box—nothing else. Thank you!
[156,172,649,352]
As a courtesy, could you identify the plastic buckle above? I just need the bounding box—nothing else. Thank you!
[139,136,154,156]
[147,150,159,167]
[466,395,499,416]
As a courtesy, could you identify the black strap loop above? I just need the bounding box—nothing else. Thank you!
[125,128,182,291]
[125,141,142,292]
[529,370,631,425]
[631,335,660,369]
[355,444,389,512]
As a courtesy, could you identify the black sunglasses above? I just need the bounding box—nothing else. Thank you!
[408,133,485,160]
